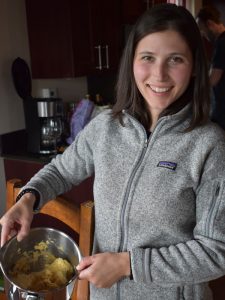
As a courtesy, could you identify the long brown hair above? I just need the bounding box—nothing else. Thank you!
[112,4,210,131]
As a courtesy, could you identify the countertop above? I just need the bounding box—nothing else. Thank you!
[1,129,94,205]
[0,129,61,164]
[2,152,55,164]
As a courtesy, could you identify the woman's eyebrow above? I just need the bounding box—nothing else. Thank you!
[137,51,154,55]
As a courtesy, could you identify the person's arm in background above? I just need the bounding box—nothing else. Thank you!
[210,32,225,86]
[209,67,224,86]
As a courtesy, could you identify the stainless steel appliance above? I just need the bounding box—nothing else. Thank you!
[36,98,63,154]
[11,57,63,154]
[22,97,63,155]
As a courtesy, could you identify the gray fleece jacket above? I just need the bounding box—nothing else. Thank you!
[23,105,225,300]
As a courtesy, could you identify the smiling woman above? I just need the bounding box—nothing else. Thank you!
[1,3,225,300]
[113,3,210,133]
[133,29,193,130]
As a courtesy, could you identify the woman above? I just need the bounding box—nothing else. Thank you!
[1,4,225,300]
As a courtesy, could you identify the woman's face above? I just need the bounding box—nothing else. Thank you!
[133,30,193,121]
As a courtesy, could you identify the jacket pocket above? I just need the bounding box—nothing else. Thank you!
[182,283,213,300]
[205,182,220,237]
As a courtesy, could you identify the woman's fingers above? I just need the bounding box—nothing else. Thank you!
[0,220,18,247]
[76,255,93,271]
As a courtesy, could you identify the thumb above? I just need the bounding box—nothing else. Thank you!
[76,256,93,271]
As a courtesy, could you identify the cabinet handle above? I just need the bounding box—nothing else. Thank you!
[103,45,109,69]
[95,45,102,70]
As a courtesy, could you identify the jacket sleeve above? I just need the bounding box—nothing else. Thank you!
[21,125,94,208]
[130,141,225,286]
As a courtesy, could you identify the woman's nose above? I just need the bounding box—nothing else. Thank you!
[152,61,168,81]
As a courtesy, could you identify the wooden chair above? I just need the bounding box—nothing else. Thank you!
[5,178,95,300]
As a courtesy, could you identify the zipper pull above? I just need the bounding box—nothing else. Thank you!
[215,185,220,197]
[144,138,148,148]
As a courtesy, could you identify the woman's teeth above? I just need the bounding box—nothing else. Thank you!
[149,85,171,93]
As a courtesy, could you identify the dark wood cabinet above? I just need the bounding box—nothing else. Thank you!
[122,0,147,24]
[71,0,122,76]
[122,0,167,24]
[25,0,73,78]
[25,0,122,78]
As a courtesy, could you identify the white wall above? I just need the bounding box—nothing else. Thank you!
[0,0,28,135]
[0,0,29,215]
[32,78,88,103]
[0,0,88,216]
[186,0,203,17]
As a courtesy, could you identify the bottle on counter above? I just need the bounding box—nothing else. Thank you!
[85,94,91,100]
[95,93,105,106]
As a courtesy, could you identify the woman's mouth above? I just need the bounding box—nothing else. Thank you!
[147,84,172,93]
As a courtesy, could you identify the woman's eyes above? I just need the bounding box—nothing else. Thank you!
[169,56,184,64]
[140,55,184,64]
[141,55,154,62]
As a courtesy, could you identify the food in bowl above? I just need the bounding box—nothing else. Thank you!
[9,241,74,291]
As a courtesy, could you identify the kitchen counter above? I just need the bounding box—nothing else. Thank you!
[1,129,94,205]
[2,152,53,164]
[0,129,57,163]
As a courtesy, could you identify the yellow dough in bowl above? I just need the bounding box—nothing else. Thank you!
[9,242,74,291]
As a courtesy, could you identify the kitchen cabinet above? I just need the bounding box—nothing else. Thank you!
[25,0,122,78]
[122,0,167,24]
[25,0,73,78]
[122,0,147,24]
[71,0,122,76]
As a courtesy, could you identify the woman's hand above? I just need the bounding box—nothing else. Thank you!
[77,252,131,288]
[0,193,36,246]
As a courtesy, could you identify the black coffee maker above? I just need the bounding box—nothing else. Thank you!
[12,57,63,154]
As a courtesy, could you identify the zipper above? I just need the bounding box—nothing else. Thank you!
[117,113,155,300]
[205,183,220,237]
[116,112,165,300]
[119,137,148,251]
[180,285,185,300]
[118,111,164,254]
[117,137,148,300]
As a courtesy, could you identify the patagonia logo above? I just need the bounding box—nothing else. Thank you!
[157,161,177,171]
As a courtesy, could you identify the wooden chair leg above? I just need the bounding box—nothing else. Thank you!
[76,280,89,300]
[6,179,22,211]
